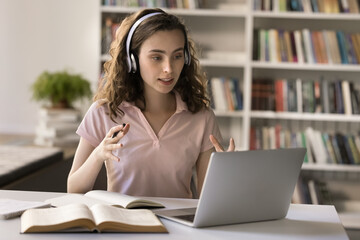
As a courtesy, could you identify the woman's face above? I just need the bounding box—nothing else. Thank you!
[138,29,185,95]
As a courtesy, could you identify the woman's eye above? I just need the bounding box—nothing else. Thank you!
[152,56,161,61]
[175,54,183,60]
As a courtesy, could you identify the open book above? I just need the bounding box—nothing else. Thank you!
[21,203,167,233]
[46,190,165,209]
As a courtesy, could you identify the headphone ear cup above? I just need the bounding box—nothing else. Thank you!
[130,53,138,73]
[184,50,189,65]
[184,47,190,66]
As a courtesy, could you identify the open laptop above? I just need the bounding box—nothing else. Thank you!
[155,148,306,228]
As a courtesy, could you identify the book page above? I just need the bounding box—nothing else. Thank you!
[21,203,95,233]
[91,204,167,232]
[0,198,50,219]
[85,190,164,208]
[46,193,113,208]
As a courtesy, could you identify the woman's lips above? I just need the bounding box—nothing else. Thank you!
[158,78,174,85]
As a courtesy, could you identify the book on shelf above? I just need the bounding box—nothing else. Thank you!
[269,29,279,62]
[352,34,360,63]
[296,78,303,112]
[251,78,275,111]
[321,78,330,113]
[341,80,352,115]
[292,176,311,204]
[334,81,345,114]
[322,133,338,164]
[46,190,165,209]
[313,80,322,113]
[305,127,329,164]
[249,125,360,165]
[274,79,284,111]
[303,28,315,63]
[348,0,360,13]
[210,77,227,111]
[345,33,358,64]
[210,77,243,112]
[253,0,274,11]
[350,82,360,114]
[294,30,305,63]
[253,29,260,61]
[292,177,333,205]
[307,179,320,205]
[278,30,288,62]
[21,203,167,233]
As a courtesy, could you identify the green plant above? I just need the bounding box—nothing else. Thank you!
[31,70,92,108]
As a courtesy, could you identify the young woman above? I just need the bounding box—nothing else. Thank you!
[67,8,234,198]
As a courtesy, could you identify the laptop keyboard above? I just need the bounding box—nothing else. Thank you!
[175,214,195,223]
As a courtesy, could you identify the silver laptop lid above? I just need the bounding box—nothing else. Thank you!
[193,148,306,227]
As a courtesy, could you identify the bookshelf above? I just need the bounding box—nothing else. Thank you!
[99,0,360,232]
[250,0,360,234]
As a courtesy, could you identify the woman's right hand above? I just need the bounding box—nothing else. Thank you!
[93,123,130,163]
[209,134,235,152]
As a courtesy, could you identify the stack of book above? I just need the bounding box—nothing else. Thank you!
[34,108,81,147]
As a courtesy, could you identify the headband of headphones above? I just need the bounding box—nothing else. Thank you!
[125,11,191,73]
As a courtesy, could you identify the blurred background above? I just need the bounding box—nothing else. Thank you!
[0,0,99,134]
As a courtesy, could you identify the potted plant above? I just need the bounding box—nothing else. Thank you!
[31,70,92,109]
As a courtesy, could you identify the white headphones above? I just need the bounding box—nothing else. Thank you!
[125,12,191,73]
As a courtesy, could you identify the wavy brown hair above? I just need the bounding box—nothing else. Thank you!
[95,8,210,123]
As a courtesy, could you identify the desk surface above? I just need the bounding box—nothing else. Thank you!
[0,190,349,240]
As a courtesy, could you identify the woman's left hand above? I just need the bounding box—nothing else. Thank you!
[209,135,235,152]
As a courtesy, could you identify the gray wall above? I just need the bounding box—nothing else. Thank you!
[0,0,100,134]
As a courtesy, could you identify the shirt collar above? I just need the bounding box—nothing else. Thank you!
[120,91,188,113]
[174,91,188,113]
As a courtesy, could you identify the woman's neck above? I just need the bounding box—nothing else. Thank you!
[138,90,176,114]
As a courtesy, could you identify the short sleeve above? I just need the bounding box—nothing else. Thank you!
[76,102,107,147]
[200,109,223,153]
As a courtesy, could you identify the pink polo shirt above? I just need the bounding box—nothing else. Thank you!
[76,92,222,198]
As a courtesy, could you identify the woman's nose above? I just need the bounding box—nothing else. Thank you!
[163,59,173,73]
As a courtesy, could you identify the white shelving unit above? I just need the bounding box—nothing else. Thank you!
[249,3,360,235]
[99,0,360,232]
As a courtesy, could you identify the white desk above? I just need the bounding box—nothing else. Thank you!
[0,190,349,240]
